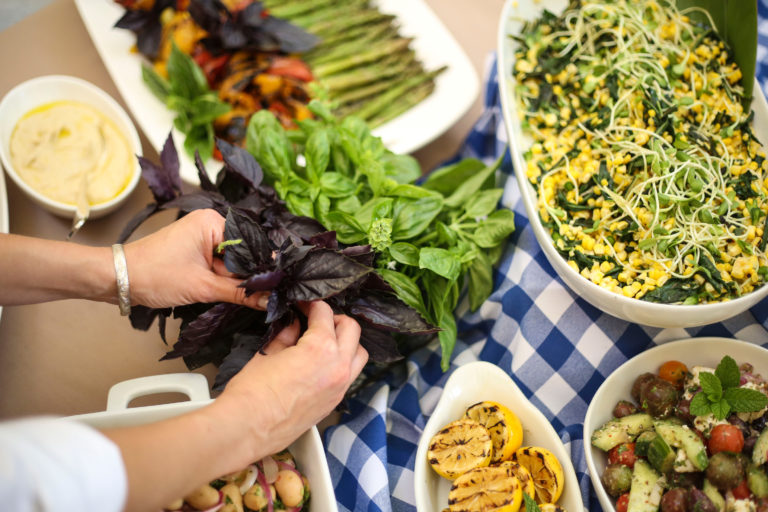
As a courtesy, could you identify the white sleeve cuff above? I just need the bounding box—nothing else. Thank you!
[0,416,127,512]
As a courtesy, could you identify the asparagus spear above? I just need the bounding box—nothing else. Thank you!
[330,72,415,106]
[368,81,436,127]
[307,23,397,66]
[354,66,446,121]
[290,0,370,28]
[312,11,394,37]
[319,51,417,91]
[305,20,392,55]
[266,0,341,19]
[313,38,412,78]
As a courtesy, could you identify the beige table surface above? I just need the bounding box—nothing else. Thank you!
[0,0,505,419]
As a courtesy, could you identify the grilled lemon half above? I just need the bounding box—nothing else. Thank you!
[448,465,523,512]
[511,446,564,504]
[427,418,492,480]
[465,401,523,463]
[496,460,536,500]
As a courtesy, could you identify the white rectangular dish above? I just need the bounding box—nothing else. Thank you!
[73,0,480,185]
[71,373,338,512]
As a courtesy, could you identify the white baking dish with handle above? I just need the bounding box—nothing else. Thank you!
[70,373,338,512]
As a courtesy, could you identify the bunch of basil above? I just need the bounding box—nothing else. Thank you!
[246,101,515,369]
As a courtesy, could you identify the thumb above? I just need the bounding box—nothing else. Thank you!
[208,275,270,310]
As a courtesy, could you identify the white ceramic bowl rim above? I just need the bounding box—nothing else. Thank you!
[0,74,142,214]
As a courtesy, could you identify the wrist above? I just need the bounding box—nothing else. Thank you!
[202,392,272,469]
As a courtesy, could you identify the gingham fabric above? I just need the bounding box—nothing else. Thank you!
[325,5,768,511]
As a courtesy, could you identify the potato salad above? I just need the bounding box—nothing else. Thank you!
[513,0,768,303]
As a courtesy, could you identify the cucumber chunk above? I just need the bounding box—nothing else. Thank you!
[749,465,768,498]
[627,459,665,512]
[702,478,725,511]
[647,434,675,473]
[753,427,768,466]
[635,430,657,458]
[654,420,708,471]
[592,413,654,451]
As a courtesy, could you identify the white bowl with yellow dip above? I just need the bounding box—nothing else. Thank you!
[0,75,141,218]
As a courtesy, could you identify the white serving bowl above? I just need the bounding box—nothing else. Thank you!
[496,0,768,328]
[414,361,583,512]
[583,337,768,512]
[0,75,141,218]
[71,373,338,512]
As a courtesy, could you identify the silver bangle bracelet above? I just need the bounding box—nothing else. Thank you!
[111,244,131,316]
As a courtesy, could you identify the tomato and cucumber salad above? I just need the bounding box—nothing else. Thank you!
[591,356,768,512]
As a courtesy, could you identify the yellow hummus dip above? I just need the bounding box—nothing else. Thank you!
[9,101,134,206]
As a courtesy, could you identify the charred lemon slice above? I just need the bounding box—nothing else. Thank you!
[511,447,564,503]
[497,461,536,499]
[448,465,523,512]
[465,401,523,463]
[539,504,566,512]
[428,419,492,479]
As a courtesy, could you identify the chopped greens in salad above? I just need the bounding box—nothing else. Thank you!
[513,0,768,303]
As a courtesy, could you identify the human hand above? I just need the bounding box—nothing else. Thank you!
[124,209,268,310]
[216,301,368,460]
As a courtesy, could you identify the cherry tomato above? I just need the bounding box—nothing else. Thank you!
[267,57,314,82]
[616,493,630,512]
[608,443,637,469]
[733,479,751,500]
[709,424,745,455]
[659,360,688,388]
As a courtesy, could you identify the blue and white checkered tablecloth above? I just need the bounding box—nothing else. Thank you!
[324,3,768,511]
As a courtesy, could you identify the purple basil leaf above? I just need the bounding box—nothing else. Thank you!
[309,231,338,250]
[195,150,218,193]
[361,271,393,292]
[160,133,182,193]
[114,9,152,31]
[223,207,274,275]
[285,250,372,302]
[240,2,265,26]
[213,332,267,391]
[266,290,289,324]
[217,139,263,189]
[117,203,159,243]
[128,305,171,331]
[187,0,226,33]
[359,327,403,364]
[136,22,164,60]
[138,157,178,203]
[276,241,313,269]
[347,291,438,334]
[240,269,285,295]
[172,302,217,323]
[163,303,243,359]
[162,192,226,213]
[182,335,232,370]
[261,16,319,53]
[341,245,375,267]
[266,309,295,343]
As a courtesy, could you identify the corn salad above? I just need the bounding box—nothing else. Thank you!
[513,0,768,303]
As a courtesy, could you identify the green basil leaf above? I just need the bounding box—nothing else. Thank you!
[472,209,516,248]
[259,130,294,181]
[189,95,231,125]
[305,128,330,184]
[183,124,213,160]
[387,183,441,199]
[468,251,493,311]
[389,242,420,266]
[142,64,170,101]
[377,269,428,319]
[356,197,393,229]
[308,100,335,123]
[315,194,331,221]
[439,310,457,371]
[423,274,449,324]
[419,247,461,281]
[334,195,362,214]
[700,371,723,401]
[436,221,458,246]
[320,172,357,198]
[444,154,502,208]
[285,175,312,194]
[323,211,367,244]
[464,188,504,219]
[724,387,768,412]
[422,158,486,196]
[285,193,314,218]
[715,355,741,389]
[167,43,208,100]
[391,196,443,240]
[381,152,421,184]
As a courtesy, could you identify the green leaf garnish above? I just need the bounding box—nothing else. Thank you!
[691,356,768,420]
[216,239,243,254]
[523,493,542,512]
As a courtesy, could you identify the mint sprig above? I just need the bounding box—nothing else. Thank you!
[689,355,768,420]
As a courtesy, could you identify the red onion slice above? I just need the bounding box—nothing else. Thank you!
[257,466,274,512]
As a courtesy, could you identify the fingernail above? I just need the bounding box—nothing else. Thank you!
[257,294,269,309]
